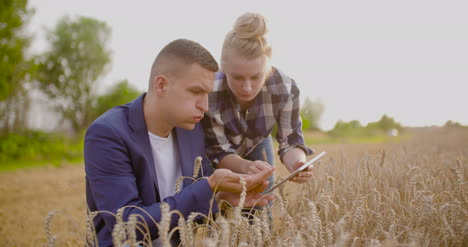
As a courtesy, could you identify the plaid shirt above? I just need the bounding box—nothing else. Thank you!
[201,67,313,166]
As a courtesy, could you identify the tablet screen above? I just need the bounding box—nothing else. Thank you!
[264,151,326,194]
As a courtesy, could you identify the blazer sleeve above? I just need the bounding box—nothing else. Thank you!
[84,121,218,241]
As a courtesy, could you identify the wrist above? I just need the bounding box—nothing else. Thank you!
[206,176,215,191]
[241,159,256,174]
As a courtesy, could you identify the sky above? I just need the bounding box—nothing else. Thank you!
[28,0,468,130]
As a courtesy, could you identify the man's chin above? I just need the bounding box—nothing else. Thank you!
[178,122,196,130]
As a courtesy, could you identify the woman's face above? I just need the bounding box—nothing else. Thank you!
[223,49,269,108]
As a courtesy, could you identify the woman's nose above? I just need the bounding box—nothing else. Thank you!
[242,80,252,92]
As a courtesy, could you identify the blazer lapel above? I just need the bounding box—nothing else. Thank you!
[128,93,160,195]
[175,127,196,188]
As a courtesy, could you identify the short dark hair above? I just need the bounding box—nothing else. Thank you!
[149,39,218,85]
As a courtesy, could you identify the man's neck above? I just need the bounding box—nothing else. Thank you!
[143,94,173,138]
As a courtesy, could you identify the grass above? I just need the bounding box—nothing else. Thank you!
[0,157,83,172]
[303,130,411,145]
[0,131,84,172]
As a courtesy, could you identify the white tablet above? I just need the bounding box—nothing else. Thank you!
[264,151,326,194]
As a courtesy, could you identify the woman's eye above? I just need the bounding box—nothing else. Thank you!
[252,74,263,80]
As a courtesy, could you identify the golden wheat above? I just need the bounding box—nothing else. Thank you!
[1,128,467,246]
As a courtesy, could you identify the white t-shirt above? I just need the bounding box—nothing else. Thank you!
[148,131,182,247]
[147,131,182,201]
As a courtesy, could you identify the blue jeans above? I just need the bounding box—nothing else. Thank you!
[244,135,276,192]
[242,136,275,223]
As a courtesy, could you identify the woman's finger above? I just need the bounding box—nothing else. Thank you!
[248,166,261,174]
[298,171,312,177]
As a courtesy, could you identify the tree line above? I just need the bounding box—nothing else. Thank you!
[1,1,141,166]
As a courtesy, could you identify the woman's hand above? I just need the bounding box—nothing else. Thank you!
[283,148,312,184]
[285,160,313,184]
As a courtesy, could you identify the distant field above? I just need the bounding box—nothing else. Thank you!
[302,130,410,145]
[0,128,466,246]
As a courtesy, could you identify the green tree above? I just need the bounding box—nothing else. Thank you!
[367,115,402,133]
[0,0,35,135]
[444,120,463,128]
[300,97,325,130]
[36,16,111,134]
[92,80,141,120]
[329,120,363,137]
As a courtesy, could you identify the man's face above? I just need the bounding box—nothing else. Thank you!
[165,63,214,130]
[223,50,268,108]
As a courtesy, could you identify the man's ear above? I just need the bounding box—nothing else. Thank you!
[152,75,169,96]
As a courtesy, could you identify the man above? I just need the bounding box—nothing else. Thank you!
[85,39,274,246]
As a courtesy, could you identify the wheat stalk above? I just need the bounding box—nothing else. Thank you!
[45,210,58,247]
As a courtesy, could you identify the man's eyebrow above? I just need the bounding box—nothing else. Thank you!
[188,85,210,93]
[231,72,264,77]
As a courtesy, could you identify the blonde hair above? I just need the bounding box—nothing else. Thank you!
[221,13,272,67]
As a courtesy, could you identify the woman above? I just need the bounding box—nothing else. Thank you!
[202,12,314,192]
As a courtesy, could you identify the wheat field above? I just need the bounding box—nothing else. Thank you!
[0,127,466,246]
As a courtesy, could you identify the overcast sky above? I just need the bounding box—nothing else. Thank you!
[28,0,468,130]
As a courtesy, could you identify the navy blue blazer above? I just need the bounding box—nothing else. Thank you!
[85,93,216,246]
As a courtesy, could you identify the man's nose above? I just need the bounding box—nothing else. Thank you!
[198,95,209,112]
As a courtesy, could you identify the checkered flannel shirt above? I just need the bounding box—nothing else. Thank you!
[201,67,313,166]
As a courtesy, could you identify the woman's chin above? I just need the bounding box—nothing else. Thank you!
[237,96,255,105]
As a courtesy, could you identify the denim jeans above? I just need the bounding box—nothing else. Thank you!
[242,135,275,223]
[244,135,276,192]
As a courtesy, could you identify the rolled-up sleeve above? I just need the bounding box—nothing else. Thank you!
[275,80,314,160]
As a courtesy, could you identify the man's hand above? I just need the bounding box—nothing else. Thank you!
[207,166,274,193]
[215,191,275,207]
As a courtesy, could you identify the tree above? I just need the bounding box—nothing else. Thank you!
[368,115,402,132]
[36,16,111,134]
[300,97,325,130]
[328,119,363,137]
[91,80,141,120]
[444,120,463,128]
[0,0,35,135]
